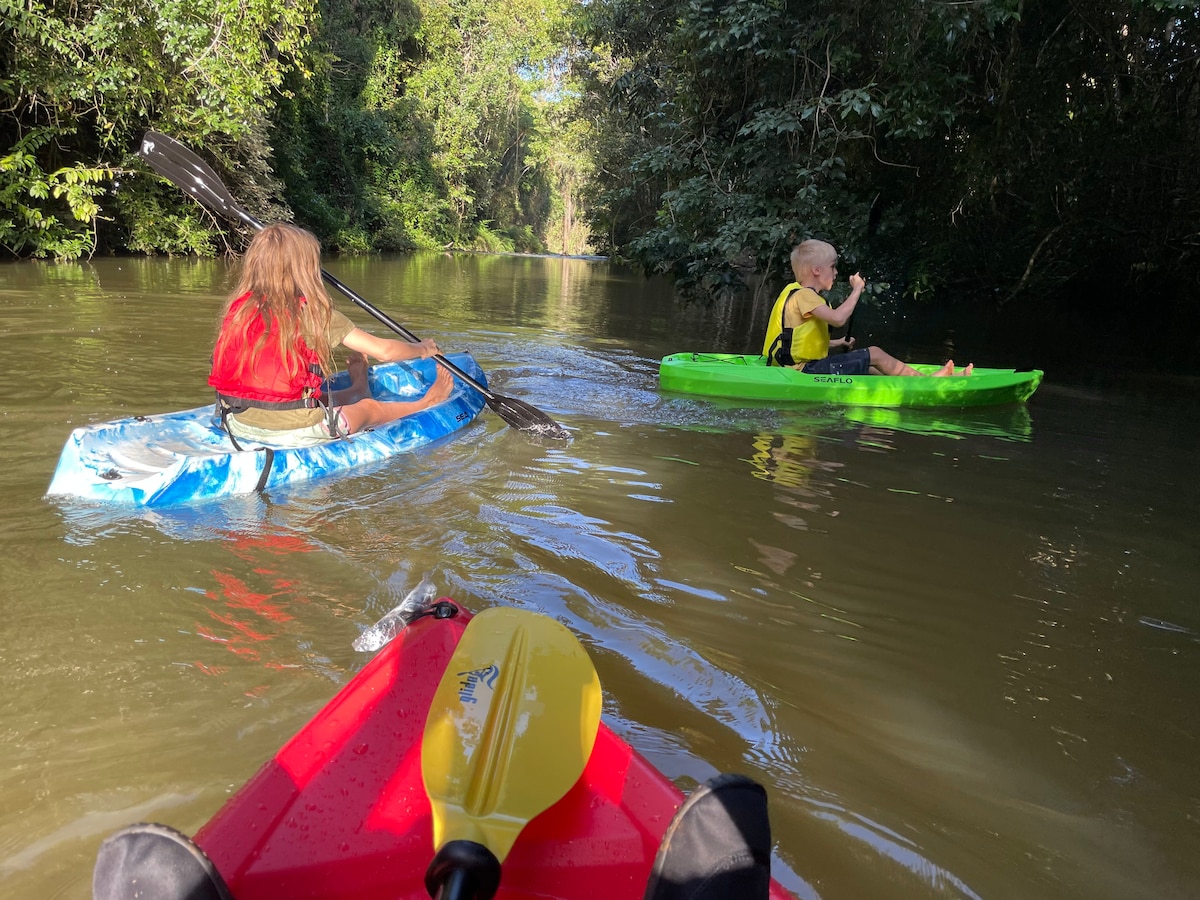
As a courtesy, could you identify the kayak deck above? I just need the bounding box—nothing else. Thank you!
[193,600,794,899]
[660,352,1043,407]
[46,352,486,507]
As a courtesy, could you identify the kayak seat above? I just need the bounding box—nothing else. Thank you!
[642,773,772,900]
[93,822,234,900]
[101,444,179,477]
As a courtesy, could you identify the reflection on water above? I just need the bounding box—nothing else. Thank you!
[844,402,1035,443]
[3,255,1199,900]
[747,431,835,492]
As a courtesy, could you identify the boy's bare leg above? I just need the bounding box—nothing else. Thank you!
[867,346,940,376]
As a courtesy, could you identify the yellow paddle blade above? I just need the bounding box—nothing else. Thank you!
[422,607,602,863]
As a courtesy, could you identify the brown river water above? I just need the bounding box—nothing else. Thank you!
[1,252,1197,899]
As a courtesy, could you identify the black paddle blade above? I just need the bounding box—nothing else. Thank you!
[138,132,261,230]
[487,395,570,440]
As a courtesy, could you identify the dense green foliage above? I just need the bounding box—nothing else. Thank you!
[4,0,1197,335]
[268,0,588,254]
[0,0,313,257]
[576,0,1200,309]
[1,0,586,259]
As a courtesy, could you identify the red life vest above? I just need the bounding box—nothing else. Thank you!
[208,292,325,410]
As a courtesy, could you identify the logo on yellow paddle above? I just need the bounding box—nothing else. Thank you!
[456,664,500,704]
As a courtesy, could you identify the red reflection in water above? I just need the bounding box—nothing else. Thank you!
[192,531,323,677]
[211,570,295,624]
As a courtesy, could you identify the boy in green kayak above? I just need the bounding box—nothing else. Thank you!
[763,239,971,376]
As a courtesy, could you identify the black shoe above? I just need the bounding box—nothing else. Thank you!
[93,822,234,900]
[643,773,772,900]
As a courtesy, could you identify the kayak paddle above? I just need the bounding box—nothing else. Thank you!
[421,606,602,900]
[137,131,570,441]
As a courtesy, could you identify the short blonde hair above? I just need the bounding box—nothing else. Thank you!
[790,239,836,279]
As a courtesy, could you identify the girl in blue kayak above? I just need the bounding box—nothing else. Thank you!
[209,223,453,447]
[764,239,972,377]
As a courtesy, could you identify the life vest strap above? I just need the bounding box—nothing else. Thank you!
[767,330,797,367]
[213,403,276,489]
[215,391,351,451]
[215,392,321,413]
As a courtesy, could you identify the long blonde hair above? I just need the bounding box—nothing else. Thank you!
[218,223,335,380]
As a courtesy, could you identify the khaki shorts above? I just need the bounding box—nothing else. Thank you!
[226,413,346,448]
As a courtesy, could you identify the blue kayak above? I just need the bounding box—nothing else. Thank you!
[46,352,486,507]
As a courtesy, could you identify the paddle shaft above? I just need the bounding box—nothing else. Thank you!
[427,840,501,900]
[439,869,472,900]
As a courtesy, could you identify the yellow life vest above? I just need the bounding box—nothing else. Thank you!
[762,283,829,365]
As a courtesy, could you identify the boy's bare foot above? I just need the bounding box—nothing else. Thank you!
[932,360,955,377]
[958,363,974,376]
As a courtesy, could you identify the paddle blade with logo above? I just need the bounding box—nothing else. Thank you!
[421,607,602,899]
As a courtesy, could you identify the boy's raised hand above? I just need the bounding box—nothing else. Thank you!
[849,272,866,292]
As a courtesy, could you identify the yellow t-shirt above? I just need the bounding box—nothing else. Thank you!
[782,287,830,364]
[232,309,357,429]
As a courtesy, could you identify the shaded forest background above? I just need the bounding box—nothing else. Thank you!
[3,0,1198,359]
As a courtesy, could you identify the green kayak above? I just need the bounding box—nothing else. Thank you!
[659,353,1043,407]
